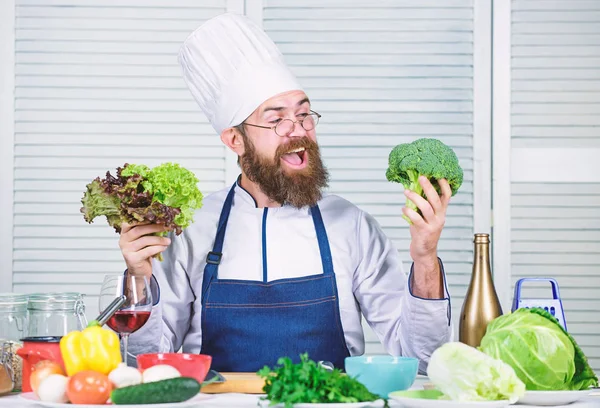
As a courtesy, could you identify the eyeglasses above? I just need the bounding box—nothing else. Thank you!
[243,110,321,137]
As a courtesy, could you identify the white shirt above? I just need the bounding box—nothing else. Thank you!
[128,180,453,373]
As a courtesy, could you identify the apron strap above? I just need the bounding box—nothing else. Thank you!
[310,205,335,277]
[202,182,236,302]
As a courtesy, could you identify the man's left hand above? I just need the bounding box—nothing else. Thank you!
[402,176,451,260]
[402,176,452,298]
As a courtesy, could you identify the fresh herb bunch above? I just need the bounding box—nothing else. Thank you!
[257,354,388,408]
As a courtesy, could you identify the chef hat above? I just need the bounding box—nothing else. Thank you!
[177,13,303,135]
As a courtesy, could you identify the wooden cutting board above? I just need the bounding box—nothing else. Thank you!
[201,372,266,394]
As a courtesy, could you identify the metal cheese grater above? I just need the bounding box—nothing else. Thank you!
[511,278,568,331]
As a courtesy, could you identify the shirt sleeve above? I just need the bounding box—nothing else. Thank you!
[352,210,453,373]
[125,230,196,366]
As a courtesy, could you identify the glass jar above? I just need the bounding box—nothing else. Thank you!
[27,293,87,338]
[0,294,28,392]
[0,294,28,342]
[0,343,14,395]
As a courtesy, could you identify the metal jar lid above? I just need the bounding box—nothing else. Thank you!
[0,294,29,313]
[27,292,85,313]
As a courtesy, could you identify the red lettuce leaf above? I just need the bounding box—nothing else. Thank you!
[81,164,182,235]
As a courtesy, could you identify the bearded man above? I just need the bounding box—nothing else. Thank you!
[123,13,453,373]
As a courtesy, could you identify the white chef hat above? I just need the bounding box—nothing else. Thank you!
[178,13,304,135]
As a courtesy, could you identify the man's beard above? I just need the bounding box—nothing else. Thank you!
[239,134,329,208]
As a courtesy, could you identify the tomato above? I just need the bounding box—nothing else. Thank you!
[66,371,112,405]
[30,360,65,396]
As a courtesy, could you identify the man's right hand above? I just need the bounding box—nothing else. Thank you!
[119,223,171,278]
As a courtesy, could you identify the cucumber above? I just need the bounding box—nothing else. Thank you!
[110,377,201,405]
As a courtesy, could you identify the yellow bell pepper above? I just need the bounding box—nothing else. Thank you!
[59,321,122,376]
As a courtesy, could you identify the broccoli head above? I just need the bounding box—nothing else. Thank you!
[386,138,463,223]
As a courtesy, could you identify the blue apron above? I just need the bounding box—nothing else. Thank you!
[199,184,351,372]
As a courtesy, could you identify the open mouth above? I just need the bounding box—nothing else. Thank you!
[280,147,307,168]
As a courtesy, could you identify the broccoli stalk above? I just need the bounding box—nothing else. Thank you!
[402,169,423,223]
[386,138,464,225]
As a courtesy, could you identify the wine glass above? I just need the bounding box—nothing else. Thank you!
[99,275,152,365]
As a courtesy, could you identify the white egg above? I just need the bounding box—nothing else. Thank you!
[142,364,181,383]
[108,363,143,388]
[37,374,69,403]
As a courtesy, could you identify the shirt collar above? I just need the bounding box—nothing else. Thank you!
[234,175,259,208]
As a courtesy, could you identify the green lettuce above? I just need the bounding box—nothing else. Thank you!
[81,162,203,260]
[479,308,598,391]
[427,342,525,403]
[120,162,202,231]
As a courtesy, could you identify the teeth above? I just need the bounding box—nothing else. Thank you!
[286,147,305,154]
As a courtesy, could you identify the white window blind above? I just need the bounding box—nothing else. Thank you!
[510,0,600,372]
[6,0,488,356]
[12,0,227,319]
[262,0,477,353]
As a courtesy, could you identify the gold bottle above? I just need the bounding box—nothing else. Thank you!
[459,233,503,347]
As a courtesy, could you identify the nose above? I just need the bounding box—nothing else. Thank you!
[286,120,308,138]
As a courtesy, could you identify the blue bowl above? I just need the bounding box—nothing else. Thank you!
[344,355,419,398]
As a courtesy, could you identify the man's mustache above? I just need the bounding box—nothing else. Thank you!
[274,137,318,161]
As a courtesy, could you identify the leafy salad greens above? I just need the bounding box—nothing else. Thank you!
[80,162,203,260]
[258,354,388,408]
[480,307,598,391]
[426,307,598,403]
[427,342,526,403]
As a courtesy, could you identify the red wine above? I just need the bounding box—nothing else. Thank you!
[107,310,151,334]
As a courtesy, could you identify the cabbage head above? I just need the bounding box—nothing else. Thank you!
[479,308,598,391]
[427,342,525,403]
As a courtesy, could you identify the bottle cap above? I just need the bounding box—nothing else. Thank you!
[474,233,490,244]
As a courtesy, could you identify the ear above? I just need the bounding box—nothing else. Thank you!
[220,127,245,157]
